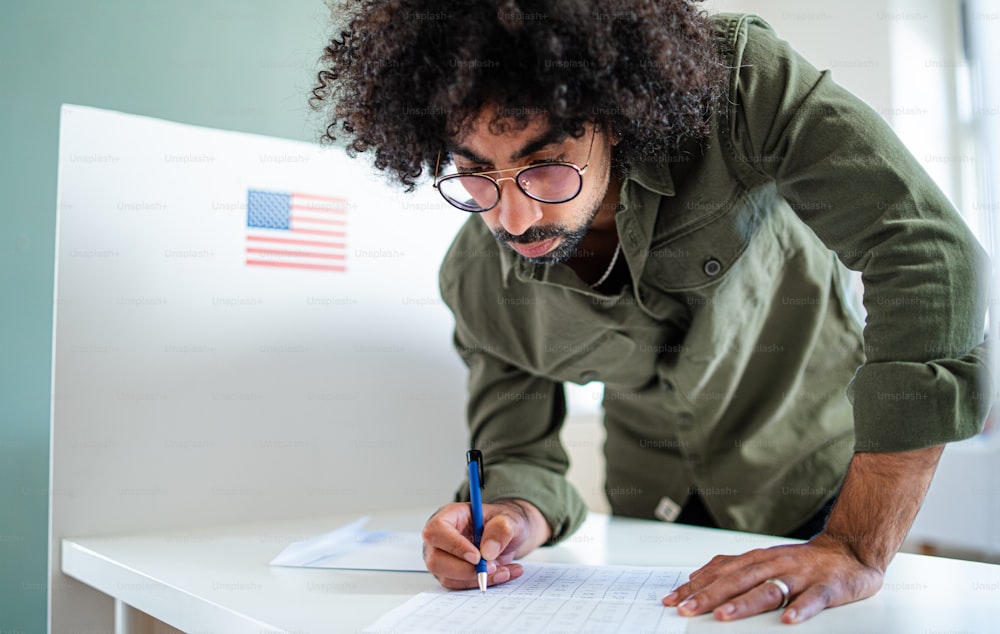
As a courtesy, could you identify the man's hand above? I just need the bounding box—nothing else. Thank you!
[663,444,945,623]
[661,534,883,623]
[421,499,551,590]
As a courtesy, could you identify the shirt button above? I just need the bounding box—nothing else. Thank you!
[688,455,706,474]
[703,258,722,276]
[580,370,599,383]
[677,413,694,430]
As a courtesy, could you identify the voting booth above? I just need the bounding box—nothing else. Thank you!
[49,105,470,631]
[49,103,999,632]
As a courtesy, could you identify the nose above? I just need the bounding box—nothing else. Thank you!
[493,177,543,236]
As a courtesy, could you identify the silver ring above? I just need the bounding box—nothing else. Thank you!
[764,578,790,609]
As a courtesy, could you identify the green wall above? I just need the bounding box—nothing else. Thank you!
[0,2,332,630]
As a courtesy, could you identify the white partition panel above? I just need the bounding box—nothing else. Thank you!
[50,105,470,631]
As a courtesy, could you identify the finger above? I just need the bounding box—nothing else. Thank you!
[780,583,834,624]
[496,563,524,585]
[423,545,498,583]
[664,576,712,606]
[669,553,743,602]
[481,511,523,561]
[662,568,726,607]
[663,578,709,606]
[428,502,474,530]
[435,563,524,591]
[711,579,795,621]
[422,509,480,565]
[662,590,682,607]
[673,559,788,615]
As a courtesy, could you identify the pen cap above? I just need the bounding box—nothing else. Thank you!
[466,449,485,489]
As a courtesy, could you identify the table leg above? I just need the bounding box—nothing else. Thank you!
[114,599,182,634]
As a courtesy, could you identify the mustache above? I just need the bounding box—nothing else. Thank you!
[492,225,571,244]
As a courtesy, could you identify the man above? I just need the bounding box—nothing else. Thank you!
[311,0,992,624]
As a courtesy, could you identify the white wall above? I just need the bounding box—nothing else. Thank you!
[704,0,966,203]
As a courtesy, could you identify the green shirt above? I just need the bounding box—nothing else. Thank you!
[439,13,992,540]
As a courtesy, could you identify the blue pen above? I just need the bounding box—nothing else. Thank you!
[466,449,488,592]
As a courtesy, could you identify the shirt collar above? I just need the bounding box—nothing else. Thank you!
[627,159,676,198]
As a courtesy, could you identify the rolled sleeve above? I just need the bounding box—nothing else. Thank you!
[448,328,588,543]
[849,347,993,451]
[723,15,994,451]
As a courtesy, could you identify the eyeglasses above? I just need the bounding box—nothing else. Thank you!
[433,129,596,213]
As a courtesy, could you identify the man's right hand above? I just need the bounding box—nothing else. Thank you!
[421,499,551,590]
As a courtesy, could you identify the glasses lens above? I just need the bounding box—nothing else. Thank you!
[517,164,582,203]
[438,175,498,212]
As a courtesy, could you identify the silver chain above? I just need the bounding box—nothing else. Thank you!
[589,241,622,289]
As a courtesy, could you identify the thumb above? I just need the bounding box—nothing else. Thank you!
[481,508,526,561]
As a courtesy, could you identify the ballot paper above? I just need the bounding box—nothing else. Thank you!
[362,562,695,634]
[269,517,425,572]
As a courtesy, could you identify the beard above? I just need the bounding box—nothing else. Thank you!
[491,198,603,265]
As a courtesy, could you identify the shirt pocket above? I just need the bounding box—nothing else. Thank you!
[642,188,763,294]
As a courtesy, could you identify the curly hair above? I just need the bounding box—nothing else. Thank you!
[310,0,725,190]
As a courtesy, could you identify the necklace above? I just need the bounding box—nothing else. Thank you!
[589,242,622,289]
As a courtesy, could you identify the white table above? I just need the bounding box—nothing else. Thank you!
[62,510,1000,633]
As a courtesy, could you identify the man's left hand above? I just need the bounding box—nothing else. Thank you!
[661,533,884,624]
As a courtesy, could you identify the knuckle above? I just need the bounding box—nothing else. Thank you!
[765,585,783,603]
[815,583,835,606]
[422,551,441,569]
[490,514,517,538]
[683,577,704,593]
[693,589,717,607]
[693,574,719,592]
[740,561,768,578]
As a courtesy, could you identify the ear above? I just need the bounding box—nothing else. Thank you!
[594,121,619,146]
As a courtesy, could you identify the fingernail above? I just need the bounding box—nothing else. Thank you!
[494,567,510,583]
[784,608,798,623]
[662,591,678,605]
[481,539,500,560]
[464,552,480,565]
[678,598,698,614]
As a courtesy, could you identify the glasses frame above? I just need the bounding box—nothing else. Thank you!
[432,128,597,213]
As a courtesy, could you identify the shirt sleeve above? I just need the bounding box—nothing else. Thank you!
[721,14,993,451]
[448,327,589,543]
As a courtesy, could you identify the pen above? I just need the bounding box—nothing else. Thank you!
[467,449,488,593]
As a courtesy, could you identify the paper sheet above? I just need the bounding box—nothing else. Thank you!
[362,562,695,634]
[269,517,426,572]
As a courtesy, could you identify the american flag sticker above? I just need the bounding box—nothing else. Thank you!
[245,189,347,272]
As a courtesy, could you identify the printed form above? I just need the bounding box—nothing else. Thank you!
[363,562,695,634]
